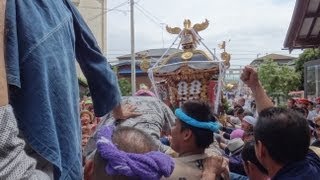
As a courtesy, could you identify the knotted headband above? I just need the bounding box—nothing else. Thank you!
[96,125,174,180]
[175,108,220,132]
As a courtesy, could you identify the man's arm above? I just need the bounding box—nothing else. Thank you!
[240,66,273,113]
[63,1,121,117]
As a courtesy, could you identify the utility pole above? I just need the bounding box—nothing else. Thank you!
[160,23,165,48]
[130,0,136,94]
[102,0,107,54]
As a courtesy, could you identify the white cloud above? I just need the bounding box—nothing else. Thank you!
[106,0,300,65]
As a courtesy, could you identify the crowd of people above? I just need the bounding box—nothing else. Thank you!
[79,67,320,180]
[1,1,320,180]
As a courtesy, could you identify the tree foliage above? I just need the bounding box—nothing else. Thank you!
[295,49,320,90]
[258,59,300,99]
[118,78,132,96]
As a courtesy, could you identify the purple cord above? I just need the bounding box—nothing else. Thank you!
[96,125,175,180]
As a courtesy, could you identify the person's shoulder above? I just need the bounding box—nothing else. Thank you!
[306,148,320,169]
[309,146,320,158]
[162,158,202,180]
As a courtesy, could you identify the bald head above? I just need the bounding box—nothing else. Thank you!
[93,126,158,180]
[112,126,158,153]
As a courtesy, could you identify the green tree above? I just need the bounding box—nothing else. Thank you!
[112,66,118,74]
[295,49,320,90]
[118,78,132,96]
[258,59,300,102]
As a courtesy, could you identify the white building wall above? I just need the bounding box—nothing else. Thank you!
[72,0,107,54]
[72,0,107,80]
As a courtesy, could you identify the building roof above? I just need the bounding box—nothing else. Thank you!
[284,0,320,51]
[250,53,296,66]
[117,48,181,60]
[111,58,157,67]
[258,53,295,60]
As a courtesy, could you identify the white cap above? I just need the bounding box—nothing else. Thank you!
[243,116,257,126]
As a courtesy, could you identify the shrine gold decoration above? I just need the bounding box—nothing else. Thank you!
[181,51,193,60]
[153,18,226,109]
[166,19,209,34]
[219,40,231,68]
[165,26,181,34]
[139,53,150,72]
[193,19,209,32]
[158,50,212,68]
[140,59,150,72]
[221,52,231,68]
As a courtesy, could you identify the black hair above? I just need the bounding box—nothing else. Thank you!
[292,107,309,118]
[254,107,310,164]
[180,101,215,149]
[241,141,268,175]
[235,107,245,115]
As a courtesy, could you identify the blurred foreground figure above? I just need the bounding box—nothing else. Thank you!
[5,0,139,179]
[0,1,49,179]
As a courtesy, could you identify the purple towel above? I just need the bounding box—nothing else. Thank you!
[96,125,175,180]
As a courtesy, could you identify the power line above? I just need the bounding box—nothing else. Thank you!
[136,0,144,3]
[135,4,162,28]
[88,1,129,22]
[79,6,129,13]
[134,2,166,47]
[135,3,163,23]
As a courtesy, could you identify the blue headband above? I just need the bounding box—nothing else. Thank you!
[175,108,220,132]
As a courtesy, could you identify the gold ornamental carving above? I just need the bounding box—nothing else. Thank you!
[166,19,209,34]
[139,53,150,72]
[181,51,193,60]
[219,40,231,68]
[166,19,209,51]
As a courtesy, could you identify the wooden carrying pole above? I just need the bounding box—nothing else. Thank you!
[0,0,8,106]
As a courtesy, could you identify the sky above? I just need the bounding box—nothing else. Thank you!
[106,0,301,67]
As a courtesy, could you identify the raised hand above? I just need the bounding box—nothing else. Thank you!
[201,155,229,180]
[240,66,260,89]
[240,66,273,112]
